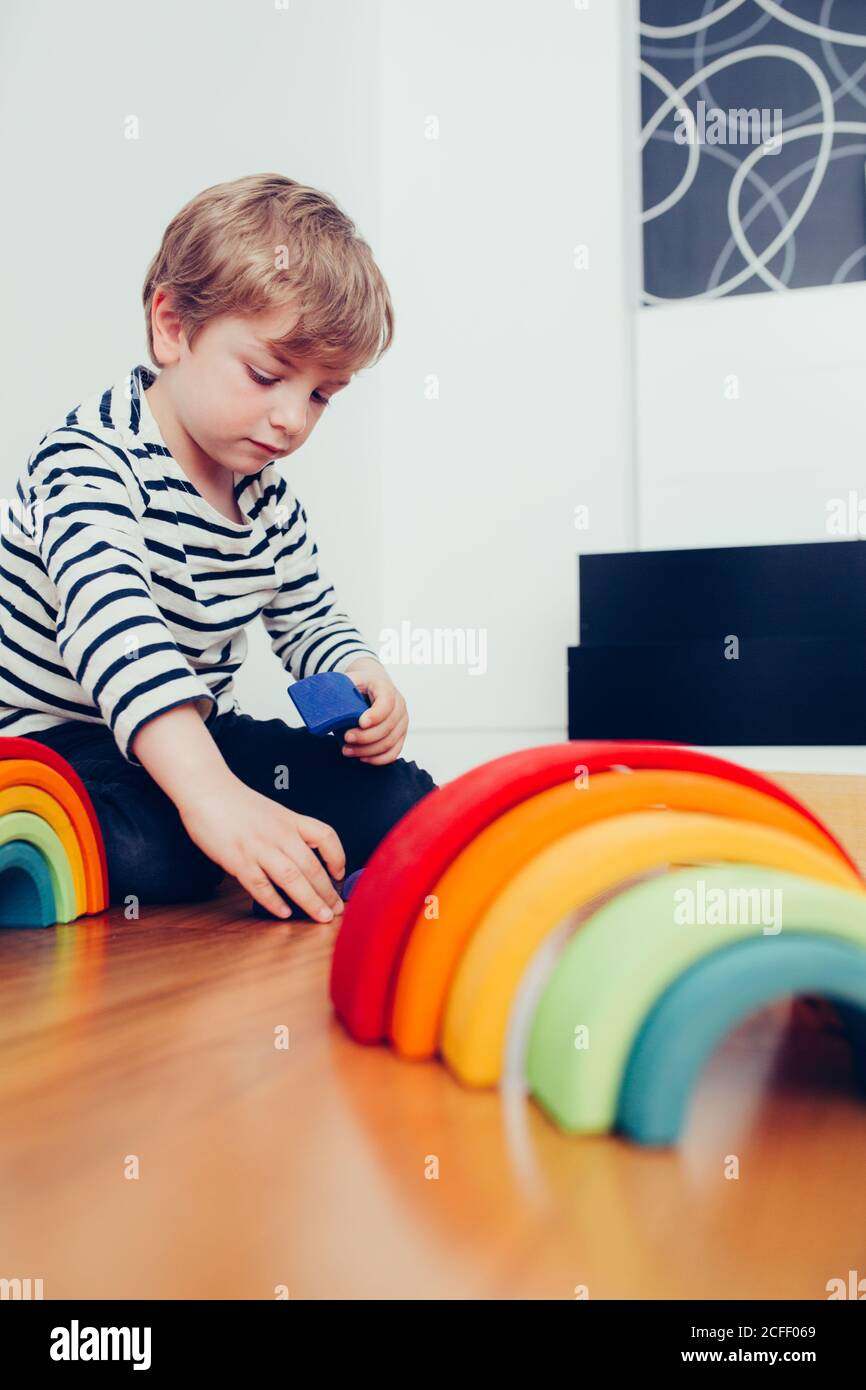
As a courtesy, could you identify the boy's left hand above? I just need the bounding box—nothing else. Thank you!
[342,659,408,764]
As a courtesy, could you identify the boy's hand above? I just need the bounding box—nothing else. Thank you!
[342,658,408,765]
[177,774,346,922]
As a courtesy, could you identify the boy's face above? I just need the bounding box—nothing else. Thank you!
[155,298,353,474]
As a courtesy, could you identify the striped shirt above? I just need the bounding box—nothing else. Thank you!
[0,362,379,765]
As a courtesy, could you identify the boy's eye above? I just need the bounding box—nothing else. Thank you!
[246,363,331,406]
[246,364,279,387]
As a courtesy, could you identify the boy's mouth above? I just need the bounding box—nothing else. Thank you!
[248,438,282,454]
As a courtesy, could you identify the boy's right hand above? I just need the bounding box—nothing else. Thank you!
[177,774,346,922]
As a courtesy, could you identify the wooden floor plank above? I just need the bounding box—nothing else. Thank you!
[2,876,865,1299]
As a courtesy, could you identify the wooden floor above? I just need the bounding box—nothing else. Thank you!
[2,867,866,1300]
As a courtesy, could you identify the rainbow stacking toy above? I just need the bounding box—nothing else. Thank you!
[330,740,866,1146]
[0,736,108,927]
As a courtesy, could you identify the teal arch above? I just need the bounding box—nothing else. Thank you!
[0,812,75,922]
[526,866,866,1135]
[0,840,57,927]
[618,934,866,1147]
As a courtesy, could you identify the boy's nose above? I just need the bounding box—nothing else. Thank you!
[269,405,308,440]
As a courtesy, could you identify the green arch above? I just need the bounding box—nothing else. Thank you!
[617,934,866,1146]
[0,812,76,923]
[526,865,866,1134]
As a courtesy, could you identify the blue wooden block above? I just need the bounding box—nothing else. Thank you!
[287,672,371,737]
[342,869,364,901]
[251,868,365,921]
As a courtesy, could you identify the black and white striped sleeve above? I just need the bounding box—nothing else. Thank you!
[29,443,217,765]
[261,474,379,681]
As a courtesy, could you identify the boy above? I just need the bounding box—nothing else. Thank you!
[0,173,438,923]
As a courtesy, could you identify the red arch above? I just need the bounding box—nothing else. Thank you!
[0,735,109,907]
[330,740,860,1043]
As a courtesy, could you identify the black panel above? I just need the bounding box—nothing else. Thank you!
[579,541,866,646]
[567,638,866,745]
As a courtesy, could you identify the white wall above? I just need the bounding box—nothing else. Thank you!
[4,2,853,783]
[637,280,866,549]
[635,254,866,775]
[375,0,639,782]
[1,0,639,786]
[0,0,385,732]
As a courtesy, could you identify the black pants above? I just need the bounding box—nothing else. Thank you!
[25,710,439,908]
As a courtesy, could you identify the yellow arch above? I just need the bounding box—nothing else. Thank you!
[0,784,87,917]
[390,768,854,1059]
[441,809,864,1088]
[0,759,104,911]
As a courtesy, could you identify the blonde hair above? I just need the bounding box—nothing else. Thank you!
[142,173,393,373]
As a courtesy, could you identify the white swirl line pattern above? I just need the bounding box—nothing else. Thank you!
[641,43,833,302]
[639,1,866,302]
[639,0,749,42]
[729,119,866,291]
[755,0,866,48]
[707,140,866,289]
[694,0,866,132]
[640,60,701,222]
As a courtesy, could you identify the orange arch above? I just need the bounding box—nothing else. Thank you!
[0,759,105,912]
[389,768,857,1059]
